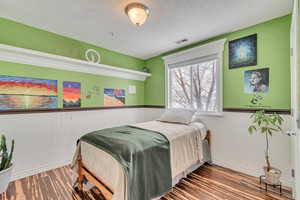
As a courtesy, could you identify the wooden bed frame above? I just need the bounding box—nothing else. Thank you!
[76,130,212,200]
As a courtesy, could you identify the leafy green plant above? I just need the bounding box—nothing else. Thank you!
[0,135,14,171]
[248,111,284,172]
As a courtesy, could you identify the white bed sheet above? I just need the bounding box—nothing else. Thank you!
[79,121,207,200]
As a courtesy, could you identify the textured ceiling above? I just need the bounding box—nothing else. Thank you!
[0,0,293,59]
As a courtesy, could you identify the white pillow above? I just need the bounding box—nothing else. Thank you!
[158,108,196,125]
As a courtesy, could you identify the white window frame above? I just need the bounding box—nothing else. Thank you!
[162,39,227,116]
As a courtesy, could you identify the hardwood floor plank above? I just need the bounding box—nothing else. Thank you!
[195,166,289,200]
[0,165,293,200]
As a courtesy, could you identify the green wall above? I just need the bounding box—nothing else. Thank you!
[145,15,291,110]
[0,18,145,107]
[0,61,144,107]
[0,18,145,71]
[0,16,292,109]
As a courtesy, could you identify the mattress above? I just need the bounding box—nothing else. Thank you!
[79,121,208,200]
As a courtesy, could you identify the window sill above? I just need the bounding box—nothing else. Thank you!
[165,107,224,117]
[195,112,224,117]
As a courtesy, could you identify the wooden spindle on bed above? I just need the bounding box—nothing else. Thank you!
[77,157,84,191]
[76,160,114,200]
[205,129,212,147]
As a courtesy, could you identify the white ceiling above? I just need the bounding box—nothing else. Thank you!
[0,0,292,60]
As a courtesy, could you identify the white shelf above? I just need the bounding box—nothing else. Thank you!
[0,44,151,81]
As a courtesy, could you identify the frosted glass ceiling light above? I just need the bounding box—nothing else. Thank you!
[125,2,150,26]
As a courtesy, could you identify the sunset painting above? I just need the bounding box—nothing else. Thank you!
[0,75,58,110]
[104,88,125,106]
[63,81,81,108]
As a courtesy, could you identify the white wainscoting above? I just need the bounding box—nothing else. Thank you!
[1,108,149,181]
[143,108,294,187]
[2,108,293,187]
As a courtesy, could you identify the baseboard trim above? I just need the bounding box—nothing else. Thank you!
[212,158,294,187]
[11,160,72,181]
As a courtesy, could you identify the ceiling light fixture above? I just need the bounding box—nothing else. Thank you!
[125,2,150,26]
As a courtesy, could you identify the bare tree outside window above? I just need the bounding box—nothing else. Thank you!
[169,60,218,112]
[170,65,192,109]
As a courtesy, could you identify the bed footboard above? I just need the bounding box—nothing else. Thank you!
[76,129,212,200]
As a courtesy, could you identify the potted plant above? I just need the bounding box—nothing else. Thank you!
[0,135,14,193]
[248,110,284,185]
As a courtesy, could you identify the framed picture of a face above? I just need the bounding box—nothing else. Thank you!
[229,34,257,69]
[244,68,269,94]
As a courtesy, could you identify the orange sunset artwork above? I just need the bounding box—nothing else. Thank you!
[63,81,81,108]
[0,75,58,110]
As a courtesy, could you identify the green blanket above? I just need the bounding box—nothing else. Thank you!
[80,125,172,200]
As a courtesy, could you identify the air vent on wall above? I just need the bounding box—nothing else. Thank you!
[176,38,188,45]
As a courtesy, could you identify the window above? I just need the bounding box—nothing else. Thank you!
[163,39,226,115]
[169,59,218,112]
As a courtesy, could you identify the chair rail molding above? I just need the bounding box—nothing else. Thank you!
[0,44,151,81]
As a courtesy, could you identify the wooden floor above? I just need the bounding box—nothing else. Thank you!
[1,164,293,200]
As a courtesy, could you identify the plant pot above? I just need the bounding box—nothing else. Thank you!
[263,166,282,185]
[0,164,13,194]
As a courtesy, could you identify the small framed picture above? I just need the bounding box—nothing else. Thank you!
[244,68,269,94]
[63,81,81,108]
[104,88,125,106]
